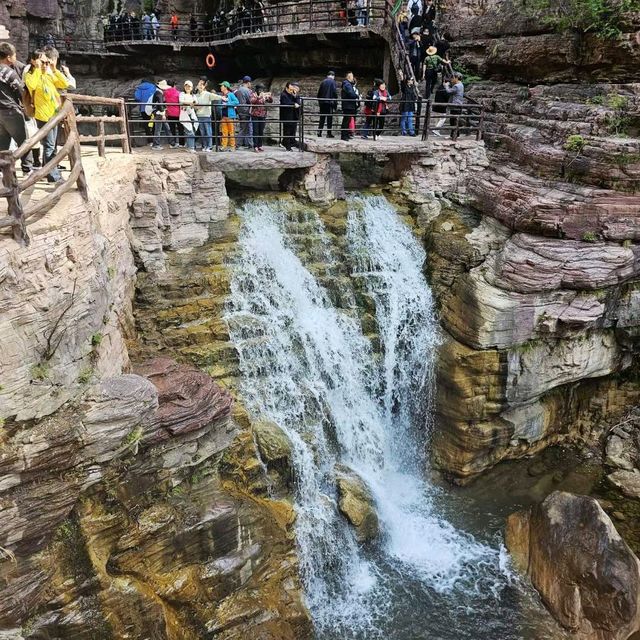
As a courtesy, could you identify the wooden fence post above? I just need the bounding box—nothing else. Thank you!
[65,102,89,199]
[1,157,28,245]
[119,98,131,153]
[97,119,106,157]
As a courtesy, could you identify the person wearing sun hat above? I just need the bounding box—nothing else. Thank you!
[219,80,239,150]
[424,44,448,97]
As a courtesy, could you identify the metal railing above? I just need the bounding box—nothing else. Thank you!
[103,0,385,44]
[0,98,88,246]
[422,99,484,141]
[124,94,483,150]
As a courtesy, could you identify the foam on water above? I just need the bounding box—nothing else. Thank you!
[225,195,511,637]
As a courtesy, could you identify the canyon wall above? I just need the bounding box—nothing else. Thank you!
[0,153,314,640]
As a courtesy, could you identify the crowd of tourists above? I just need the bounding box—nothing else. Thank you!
[102,0,371,43]
[134,62,464,153]
[0,42,75,182]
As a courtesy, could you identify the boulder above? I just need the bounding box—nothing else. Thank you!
[334,465,379,543]
[253,420,294,486]
[506,491,640,640]
[608,471,640,500]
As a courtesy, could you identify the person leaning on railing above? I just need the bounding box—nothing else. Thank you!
[24,50,68,184]
[0,42,33,176]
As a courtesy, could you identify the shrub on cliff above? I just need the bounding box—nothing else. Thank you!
[526,0,640,39]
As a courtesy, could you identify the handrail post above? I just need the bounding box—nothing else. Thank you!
[97,118,106,157]
[65,99,88,199]
[1,154,28,246]
[299,97,305,150]
[119,98,131,153]
[423,99,431,141]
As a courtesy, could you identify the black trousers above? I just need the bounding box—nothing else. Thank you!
[425,68,438,97]
[341,114,354,140]
[167,115,180,144]
[252,116,266,148]
[0,109,32,172]
[449,105,462,138]
[282,120,298,149]
[318,103,334,134]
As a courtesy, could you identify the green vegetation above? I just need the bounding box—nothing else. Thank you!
[31,363,50,381]
[55,519,76,542]
[564,134,586,153]
[451,62,483,87]
[582,231,598,242]
[605,94,632,135]
[78,367,93,385]
[121,426,144,454]
[107,266,116,280]
[523,0,639,39]
[91,333,103,348]
[142,0,155,12]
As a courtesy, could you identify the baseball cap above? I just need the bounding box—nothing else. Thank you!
[242,75,252,82]
[220,81,232,89]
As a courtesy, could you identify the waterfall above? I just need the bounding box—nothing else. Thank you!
[225,195,546,639]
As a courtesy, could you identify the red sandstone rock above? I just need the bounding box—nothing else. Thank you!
[133,357,233,444]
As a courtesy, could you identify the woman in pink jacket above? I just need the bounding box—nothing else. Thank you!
[163,80,181,147]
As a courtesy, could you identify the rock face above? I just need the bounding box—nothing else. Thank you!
[0,360,311,639]
[506,491,640,640]
[606,413,640,499]
[0,154,138,422]
[440,0,640,83]
[334,465,379,543]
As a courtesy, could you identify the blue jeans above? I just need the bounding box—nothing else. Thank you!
[153,119,172,146]
[400,112,415,135]
[198,116,212,149]
[183,126,196,150]
[36,119,61,182]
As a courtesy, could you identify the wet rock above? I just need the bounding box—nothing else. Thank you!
[608,471,640,500]
[334,465,379,543]
[253,420,293,486]
[506,491,640,640]
[606,422,640,472]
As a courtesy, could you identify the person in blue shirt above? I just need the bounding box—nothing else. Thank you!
[219,80,239,150]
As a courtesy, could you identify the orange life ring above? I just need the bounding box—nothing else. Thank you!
[205,53,216,69]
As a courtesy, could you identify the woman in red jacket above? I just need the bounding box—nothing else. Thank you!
[163,80,181,147]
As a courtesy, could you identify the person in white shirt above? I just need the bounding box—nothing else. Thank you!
[179,80,198,151]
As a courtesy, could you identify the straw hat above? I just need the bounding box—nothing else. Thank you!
[426,46,438,55]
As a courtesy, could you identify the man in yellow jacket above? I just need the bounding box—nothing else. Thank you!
[24,50,68,183]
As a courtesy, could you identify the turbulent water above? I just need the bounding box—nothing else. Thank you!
[225,195,565,639]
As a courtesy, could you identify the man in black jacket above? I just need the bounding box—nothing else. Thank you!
[340,72,358,141]
[279,82,301,151]
[317,70,337,138]
[151,79,172,150]
[0,43,32,175]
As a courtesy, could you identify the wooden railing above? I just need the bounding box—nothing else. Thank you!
[70,94,130,156]
[0,98,88,246]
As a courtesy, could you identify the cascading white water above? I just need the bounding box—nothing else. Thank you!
[225,195,555,639]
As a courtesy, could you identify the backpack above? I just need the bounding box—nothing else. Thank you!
[134,81,156,115]
[22,88,35,118]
